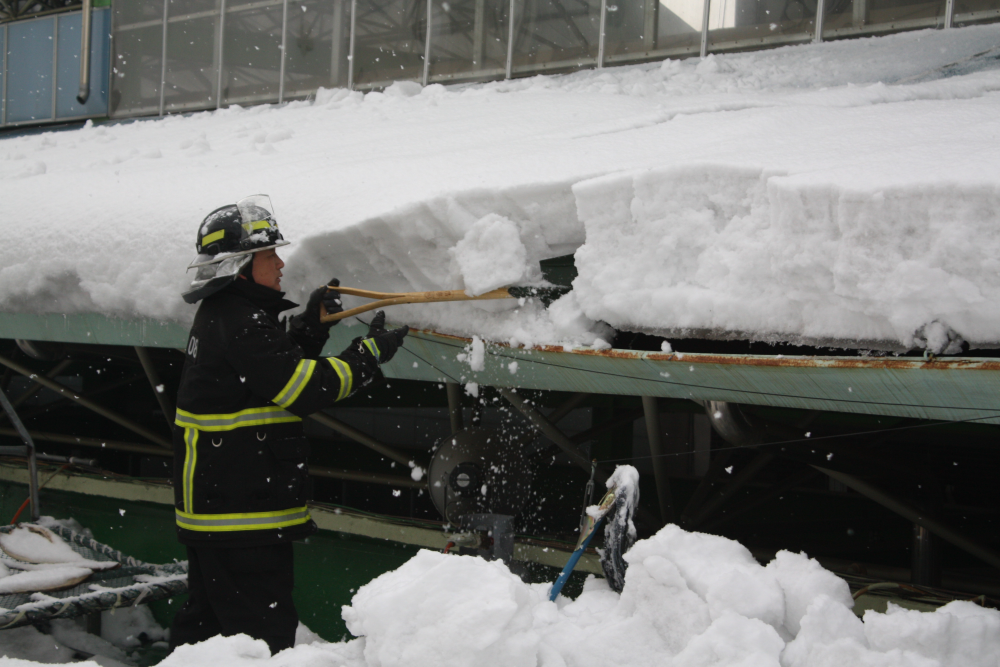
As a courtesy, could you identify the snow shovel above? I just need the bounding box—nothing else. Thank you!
[318,285,565,323]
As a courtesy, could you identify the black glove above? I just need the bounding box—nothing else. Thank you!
[360,311,409,365]
[291,277,343,334]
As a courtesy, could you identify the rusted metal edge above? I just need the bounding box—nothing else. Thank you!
[405,328,1000,372]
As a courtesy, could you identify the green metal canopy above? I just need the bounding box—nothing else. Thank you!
[2,311,999,425]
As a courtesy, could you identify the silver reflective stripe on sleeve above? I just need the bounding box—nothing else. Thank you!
[273,359,317,409]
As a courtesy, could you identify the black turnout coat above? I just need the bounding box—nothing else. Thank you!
[172,279,375,548]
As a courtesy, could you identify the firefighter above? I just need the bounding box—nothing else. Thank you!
[169,195,408,654]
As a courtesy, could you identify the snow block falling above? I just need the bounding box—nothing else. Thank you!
[573,165,1000,351]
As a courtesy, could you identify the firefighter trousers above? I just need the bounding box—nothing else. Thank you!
[169,542,297,655]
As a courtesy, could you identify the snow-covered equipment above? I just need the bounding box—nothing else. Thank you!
[183,194,290,304]
[549,464,639,601]
[0,523,186,630]
[319,285,567,323]
[427,428,533,524]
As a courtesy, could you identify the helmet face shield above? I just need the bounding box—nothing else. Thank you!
[183,194,291,302]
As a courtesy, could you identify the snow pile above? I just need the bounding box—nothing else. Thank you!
[4,25,1000,350]
[0,525,117,594]
[10,523,983,667]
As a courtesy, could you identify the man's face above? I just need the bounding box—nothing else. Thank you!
[252,248,284,291]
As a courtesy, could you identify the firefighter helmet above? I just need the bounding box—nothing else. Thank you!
[182,195,291,304]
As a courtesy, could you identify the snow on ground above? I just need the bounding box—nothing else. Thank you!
[6,522,995,667]
[4,25,1000,351]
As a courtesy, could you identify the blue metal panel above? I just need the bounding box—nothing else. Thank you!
[5,18,55,124]
[55,8,111,119]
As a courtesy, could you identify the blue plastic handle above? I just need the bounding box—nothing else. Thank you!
[548,516,604,602]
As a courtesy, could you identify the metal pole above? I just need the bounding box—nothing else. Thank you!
[0,359,72,416]
[0,428,425,489]
[278,0,288,102]
[309,412,413,466]
[159,0,168,115]
[0,428,170,457]
[944,0,955,28]
[499,388,608,482]
[422,0,432,85]
[641,396,674,524]
[813,466,1000,573]
[348,0,356,89]
[134,347,175,430]
[331,0,344,85]
[310,465,426,489]
[505,0,515,79]
[813,0,826,42]
[0,387,39,521]
[216,0,226,109]
[77,0,93,104]
[51,15,59,121]
[3,23,8,126]
[0,354,172,450]
[597,0,607,68]
[547,392,588,426]
[446,382,464,434]
[700,0,711,58]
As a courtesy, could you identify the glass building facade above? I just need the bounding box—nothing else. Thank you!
[0,0,998,126]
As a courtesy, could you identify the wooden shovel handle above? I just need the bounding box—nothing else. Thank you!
[319,286,513,323]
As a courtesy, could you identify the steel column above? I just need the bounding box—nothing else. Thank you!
[51,14,58,121]
[597,0,607,68]
[813,0,826,42]
[0,354,172,450]
[77,0,93,104]
[134,347,175,430]
[446,382,464,434]
[813,466,1000,573]
[278,0,288,102]
[700,0,711,58]
[679,450,732,524]
[944,0,955,28]
[348,0,356,89]
[642,396,674,524]
[0,386,39,521]
[159,0,168,115]
[505,0,515,79]
[422,0,432,85]
[2,23,7,126]
[216,0,226,108]
[309,411,413,467]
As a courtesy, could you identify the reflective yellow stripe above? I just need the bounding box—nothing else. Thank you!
[175,406,301,432]
[201,229,225,247]
[242,220,272,234]
[363,338,380,362]
[327,357,353,401]
[272,359,316,409]
[183,428,198,513]
[175,506,311,532]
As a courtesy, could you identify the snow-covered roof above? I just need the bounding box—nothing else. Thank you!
[3,25,1000,352]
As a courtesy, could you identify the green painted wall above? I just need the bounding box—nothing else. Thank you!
[0,482,419,640]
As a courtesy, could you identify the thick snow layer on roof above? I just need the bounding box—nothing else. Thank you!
[3,25,1000,350]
